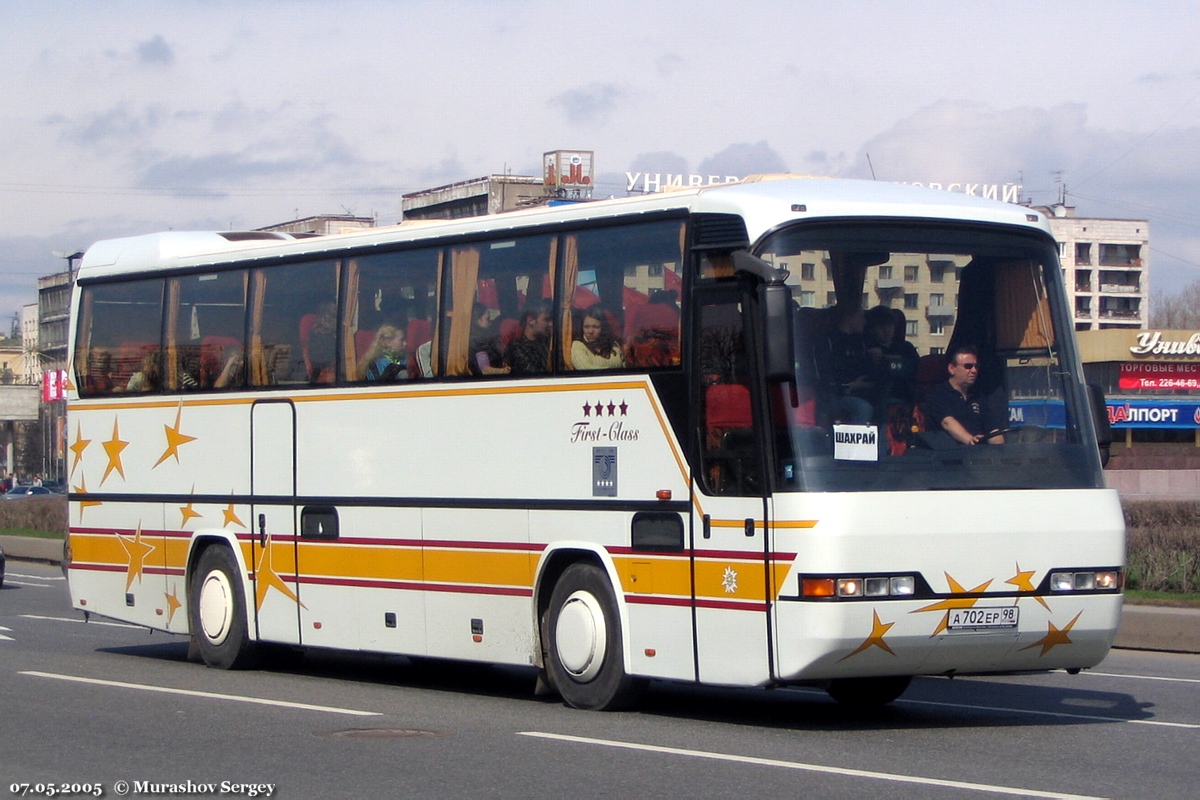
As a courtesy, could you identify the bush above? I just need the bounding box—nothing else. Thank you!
[1124,502,1200,593]
[0,496,68,535]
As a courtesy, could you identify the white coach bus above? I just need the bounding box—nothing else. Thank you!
[65,176,1123,710]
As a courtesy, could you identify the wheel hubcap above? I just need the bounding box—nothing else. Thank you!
[555,590,606,682]
[197,570,234,646]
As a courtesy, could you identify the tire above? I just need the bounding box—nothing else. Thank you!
[826,675,912,708]
[544,562,645,711]
[189,545,258,670]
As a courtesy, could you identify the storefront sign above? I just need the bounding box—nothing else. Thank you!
[42,369,67,402]
[1106,400,1200,429]
[1129,331,1200,356]
[1119,362,1200,390]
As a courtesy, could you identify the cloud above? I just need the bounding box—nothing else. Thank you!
[548,83,625,126]
[697,141,788,177]
[46,103,166,149]
[628,150,689,175]
[137,35,174,66]
[135,152,304,194]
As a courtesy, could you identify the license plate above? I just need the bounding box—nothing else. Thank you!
[947,606,1019,631]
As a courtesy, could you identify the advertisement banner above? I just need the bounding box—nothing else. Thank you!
[1119,361,1200,390]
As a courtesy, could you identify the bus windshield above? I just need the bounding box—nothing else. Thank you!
[759,220,1103,492]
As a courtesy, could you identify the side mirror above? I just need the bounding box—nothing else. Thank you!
[1087,383,1113,467]
[758,283,795,383]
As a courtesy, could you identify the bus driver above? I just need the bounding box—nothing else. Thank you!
[921,344,1005,445]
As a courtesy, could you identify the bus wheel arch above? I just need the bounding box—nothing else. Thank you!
[187,540,259,670]
[540,558,646,711]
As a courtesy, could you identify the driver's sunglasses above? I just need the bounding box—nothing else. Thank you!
[957,362,979,370]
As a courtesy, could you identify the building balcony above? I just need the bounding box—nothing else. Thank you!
[1100,283,1140,293]
[926,302,954,317]
[1075,308,1093,319]
[1098,309,1142,320]
[875,277,905,290]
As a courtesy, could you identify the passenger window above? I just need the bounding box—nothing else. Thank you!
[444,234,556,377]
[344,249,440,381]
[560,219,685,372]
[249,261,340,386]
[697,297,758,495]
[74,279,164,396]
[167,271,247,391]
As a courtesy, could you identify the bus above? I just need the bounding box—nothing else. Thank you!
[65,176,1123,710]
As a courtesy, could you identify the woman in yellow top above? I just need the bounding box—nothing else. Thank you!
[571,305,625,370]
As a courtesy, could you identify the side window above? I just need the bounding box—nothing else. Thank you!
[560,219,685,372]
[249,260,340,386]
[345,249,440,381]
[74,279,164,396]
[167,271,247,391]
[444,234,556,377]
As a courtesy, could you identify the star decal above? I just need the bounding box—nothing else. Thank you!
[1022,611,1083,656]
[116,523,156,592]
[607,401,617,416]
[1006,563,1049,610]
[912,573,994,636]
[254,533,304,611]
[165,586,183,624]
[100,419,129,486]
[154,402,197,468]
[222,502,246,529]
[721,566,739,594]
[618,400,628,416]
[582,401,592,417]
[179,486,202,527]
[69,423,91,478]
[840,610,897,660]
[72,475,102,519]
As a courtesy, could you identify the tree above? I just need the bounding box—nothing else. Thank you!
[1151,279,1200,329]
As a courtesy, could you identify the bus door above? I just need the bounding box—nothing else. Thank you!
[691,285,775,686]
[249,399,300,646]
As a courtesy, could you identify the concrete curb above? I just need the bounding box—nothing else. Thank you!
[1,534,65,564]
[3,535,1197,654]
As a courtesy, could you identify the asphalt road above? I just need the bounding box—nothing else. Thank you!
[3,560,1198,799]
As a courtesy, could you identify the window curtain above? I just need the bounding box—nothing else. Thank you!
[559,235,579,371]
[164,279,181,389]
[250,270,268,385]
[447,247,480,376]
[342,260,360,379]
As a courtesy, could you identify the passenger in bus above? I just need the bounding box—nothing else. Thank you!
[213,346,244,389]
[504,302,553,375]
[921,344,1005,445]
[126,350,161,392]
[469,303,509,376]
[361,323,408,381]
[814,304,885,424]
[87,350,115,393]
[865,305,919,406]
[571,305,624,370]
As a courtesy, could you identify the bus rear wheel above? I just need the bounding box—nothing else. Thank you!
[189,545,258,670]
[544,563,645,711]
[826,675,912,708]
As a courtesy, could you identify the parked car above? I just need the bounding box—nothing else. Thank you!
[41,479,67,494]
[3,486,53,498]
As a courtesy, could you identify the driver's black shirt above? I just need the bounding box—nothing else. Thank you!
[922,381,986,437]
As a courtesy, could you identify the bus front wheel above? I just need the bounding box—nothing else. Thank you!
[544,563,645,711]
[189,545,258,670]
[825,675,912,708]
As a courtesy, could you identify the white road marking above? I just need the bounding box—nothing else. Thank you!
[517,731,1106,799]
[21,614,142,629]
[1086,671,1200,685]
[8,572,65,581]
[6,579,54,587]
[898,697,1200,730]
[20,671,381,717]
[0,626,12,641]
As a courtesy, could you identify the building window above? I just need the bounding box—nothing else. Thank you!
[904,265,919,282]
[799,290,815,307]
[1075,242,1092,265]
[930,319,945,335]
[904,293,918,309]
[930,346,944,355]
[930,293,945,307]
[801,262,815,281]
[826,291,837,306]
[906,320,918,337]
[879,264,893,279]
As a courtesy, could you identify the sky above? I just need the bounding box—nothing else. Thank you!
[3,0,1200,325]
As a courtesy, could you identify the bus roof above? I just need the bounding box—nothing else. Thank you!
[77,177,1050,280]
